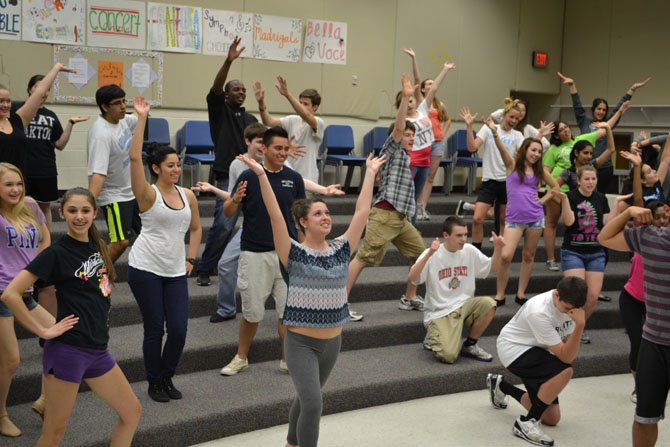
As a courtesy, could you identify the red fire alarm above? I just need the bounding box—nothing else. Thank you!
[532,51,548,68]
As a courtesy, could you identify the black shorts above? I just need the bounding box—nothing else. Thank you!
[26,177,59,203]
[100,199,141,244]
[635,339,670,424]
[507,347,571,405]
[476,179,507,206]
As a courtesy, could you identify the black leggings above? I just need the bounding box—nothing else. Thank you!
[619,288,646,372]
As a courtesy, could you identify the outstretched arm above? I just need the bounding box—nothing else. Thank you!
[17,63,75,128]
[460,107,482,152]
[656,131,670,183]
[343,154,386,249]
[402,48,423,103]
[128,97,156,211]
[602,100,630,135]
[591,122,615,168]
[54,116,89,150]
[275,75,318,131]
[211,36,244,95]
[253,81,281,127]
[423,62,455,108]
[191,181,231,201]
[485,117,513,173]
[391,74,415,143]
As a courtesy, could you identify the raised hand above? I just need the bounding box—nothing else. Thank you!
[324,184,345,196]
[227,36,245,62]
[619,150,641,166]
[133,96,150,116]
[444,61,456,71]
[615,193,634,204]
[401,48,416,58]
[191,181,214,193]
[400,73,414,97]
[491,231,506,249]
[42,314,79,340]
[557,72,574,86]
[365,153,387,174]
[538,120,555,138]
[629,206,652,225]
[592,121,611,129]
[630,77,652,92]
[484,117,497,133]
[253,81,265,102]
[460,107,478,127]
[236,154,264,176]
[429,237,441,253]
[288,143,306,160]
[275,75,289,97]
[619,100,631,114]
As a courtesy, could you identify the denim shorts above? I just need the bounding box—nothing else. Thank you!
[0,293,38,317]
[560,248,606,272]
[430,139,446,158]
[505,218,545,230]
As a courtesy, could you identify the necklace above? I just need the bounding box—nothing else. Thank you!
[262,163,282,173]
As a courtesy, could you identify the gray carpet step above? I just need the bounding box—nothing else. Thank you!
[9,294,625,407]
[4,328,630,447]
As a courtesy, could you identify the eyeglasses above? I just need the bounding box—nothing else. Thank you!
[108,99,125,106]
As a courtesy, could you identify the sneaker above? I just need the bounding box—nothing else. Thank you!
[416,204,431,221]
[486,373,508,409]
[461,343,493,362]
[513,417,554,446]
[220,354,249,376]
[163,377,182,400]
[279,359,289,373]
[455,200,466,216]
[196,273,211,286]
[580,331,591,344]
[545,260,560,271]
[422,333,431,351]
[349,310,364,322]
[148,381,170,403]
[32,395,46,418]
[210,312,236,323]
[398,295,425,311]
[631,390,637,404]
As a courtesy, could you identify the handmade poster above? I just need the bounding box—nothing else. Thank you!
[98,60,124,87]
[87,0,146,50]
[202,9,252,57]
[67,55,91,87]
[147,2,202,53]
[253,14,302,62]
[0,0,21,40]
[303,20,347,65]
[22,0,85,45]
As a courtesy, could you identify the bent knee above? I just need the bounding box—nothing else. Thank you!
[434,348,459,364]
[120,397,142,425]
[1,355,20,374]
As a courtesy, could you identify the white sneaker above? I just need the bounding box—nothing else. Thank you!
[349,310,364,321]
[513,417,554,446]
[279,359,289,373]
[398,295,425,311]
[486,373,508,409]
[461,343,493,362]
[220,354,248,376]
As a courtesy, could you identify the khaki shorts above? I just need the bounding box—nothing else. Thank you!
[237,250,287,323]
[355,207,425,267]
[426,296,496,364]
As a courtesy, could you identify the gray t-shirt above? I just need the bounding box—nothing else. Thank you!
[86,115,138,206]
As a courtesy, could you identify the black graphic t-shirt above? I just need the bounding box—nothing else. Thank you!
[11,103,63,178]
[562,190,610,253]
[26,235,112,349]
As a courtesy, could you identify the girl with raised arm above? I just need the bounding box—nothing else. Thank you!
[1,188,141,446]
[237,150,384,447]
[126,97,202,402]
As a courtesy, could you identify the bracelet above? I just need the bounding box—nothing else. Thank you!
[185,258,196,265]
[258,171,266,177]
[68,118,76,125]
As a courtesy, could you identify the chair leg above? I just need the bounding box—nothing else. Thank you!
[358,165,366,192]
[344,166,355,192]
[335,164,342,190]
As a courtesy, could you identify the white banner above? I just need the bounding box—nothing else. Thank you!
[303,20,347,65]
[87,0,146,50]
[202,9,252,57]
[147,3,202,53]
[22,0,85,45]
[252,14,302,63]
[0,0,21,40]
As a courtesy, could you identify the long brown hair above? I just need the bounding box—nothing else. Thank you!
[0,163,41,237]
[420,79,448,122]
[61,188,116,283]
[513,138,544,187]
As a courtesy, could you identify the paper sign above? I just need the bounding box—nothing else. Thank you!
[0,0,21,40]
[253,14,302,62]
[98,60,124,87]
[202,9,252,57]
[147,3,202,53]
[22,0,85,45]
[131,61,151,88]
[87,0,146,50]
[68,57,89,85]
[303,20,347,65]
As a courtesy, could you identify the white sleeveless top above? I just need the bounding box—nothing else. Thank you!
[129,184,191,277]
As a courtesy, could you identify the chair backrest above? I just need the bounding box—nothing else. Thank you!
[367,126,388,156]
[178,121,215,157]
[323,124,355,156]
[143,117,171,148]
[448,129,476,158]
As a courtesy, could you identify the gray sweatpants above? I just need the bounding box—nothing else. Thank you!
[285,330,342,447]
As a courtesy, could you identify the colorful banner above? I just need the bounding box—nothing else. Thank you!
[87,0,146,50]
[202,9,253,57]
[0,0,21,40]
[252,14,302,62]
[22,0,85,45]
[147,2,201,53]
[302,19,347,65]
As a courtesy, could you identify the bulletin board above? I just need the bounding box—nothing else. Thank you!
[51,45,164,105]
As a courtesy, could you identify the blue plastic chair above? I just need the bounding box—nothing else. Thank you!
[177,121,215,187]
[363,126,389,157]
[322,125,367,190]
[141,117,171,179]
[448,129,482,194]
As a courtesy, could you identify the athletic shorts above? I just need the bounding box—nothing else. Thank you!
[635,339,670,424]
[355,207,425,267]
[26,177,59,203]
[507,347,571,405]
[43,339,116,384]
[476,180,507,206]
[0,293,38,317]
[100,199,142,244]
[237,250,287,323]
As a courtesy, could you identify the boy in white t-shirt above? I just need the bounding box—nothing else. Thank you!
[253,76,324,183]
[487,276,587,447]
[408,216,504,364]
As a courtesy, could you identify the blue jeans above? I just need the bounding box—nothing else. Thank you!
[197,178,237,275]
[411,166,430,201]
[215,228,241,318]
[128,267,189,381]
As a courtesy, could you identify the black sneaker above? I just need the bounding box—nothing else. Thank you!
[148,381,170,403]
[196,273,211,286]
[163,377,182,400]
[209,312,236,323]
